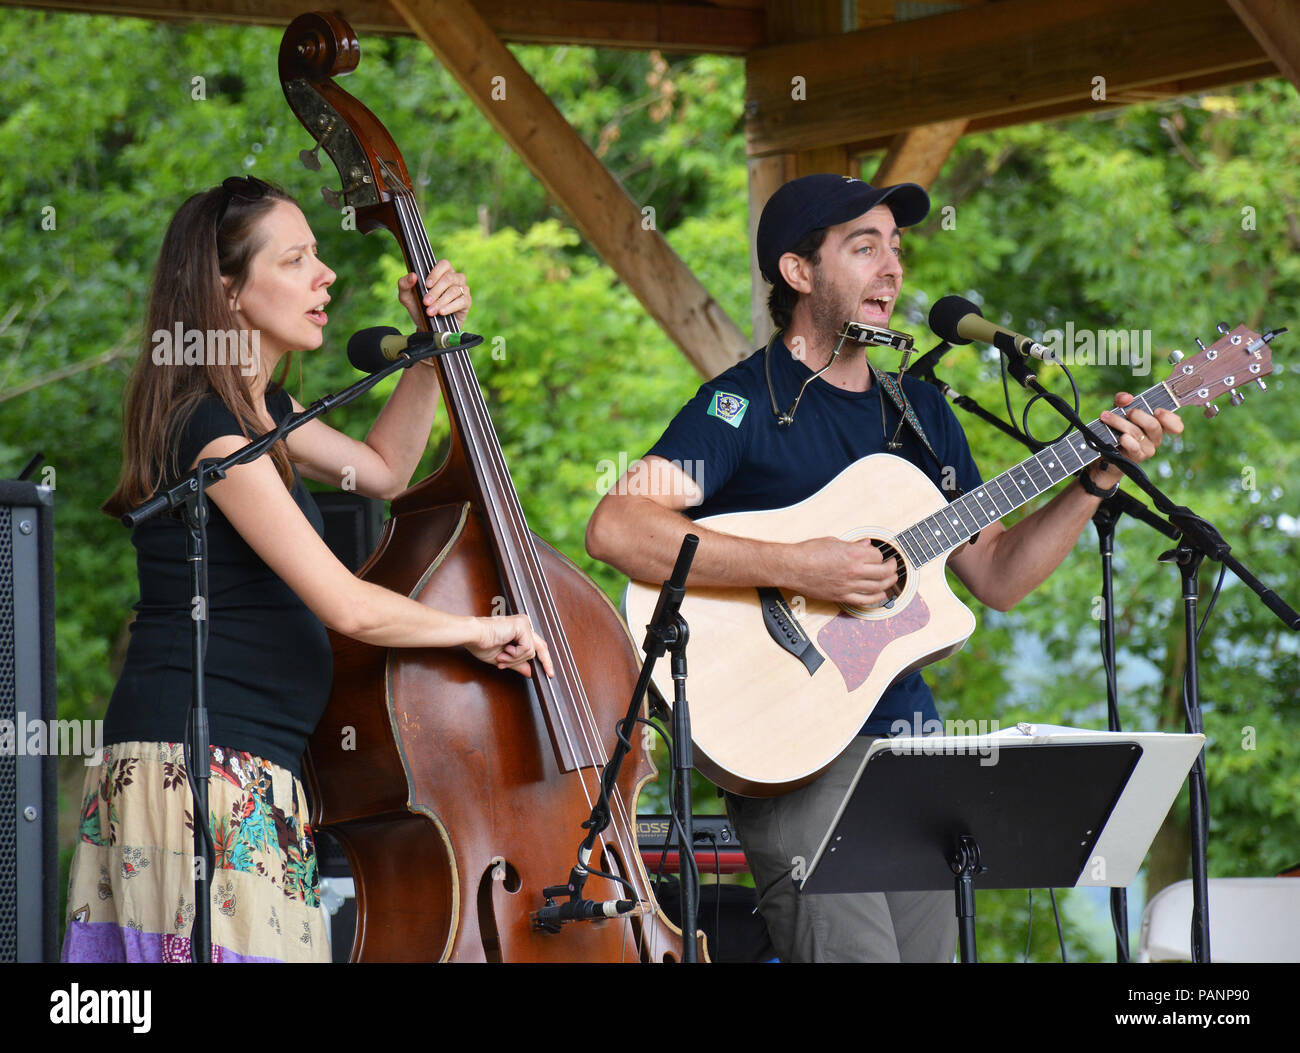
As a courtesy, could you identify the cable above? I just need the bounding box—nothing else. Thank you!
[1024,888,1034,963]
[997,349,1084,449]
[1049,888,1068,962]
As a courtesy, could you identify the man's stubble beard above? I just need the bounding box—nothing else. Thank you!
[807,269,859,362]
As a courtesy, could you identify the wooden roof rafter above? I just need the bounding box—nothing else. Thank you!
[7,0,767,52]
[744,0,1274,158]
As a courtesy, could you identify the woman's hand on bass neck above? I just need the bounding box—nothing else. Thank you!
[398,260,471,348]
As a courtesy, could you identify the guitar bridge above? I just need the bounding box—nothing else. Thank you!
[756,588,824,676]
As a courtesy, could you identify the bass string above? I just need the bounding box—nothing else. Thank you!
[387,187,657,927]
[389,191,623,770]
[436,314,659,945]
[389,191,596,773]
[440,322,653,914]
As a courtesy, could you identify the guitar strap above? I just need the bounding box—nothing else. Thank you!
[869,364,977,541]
[763,342,975,531]
[869,364,941,467]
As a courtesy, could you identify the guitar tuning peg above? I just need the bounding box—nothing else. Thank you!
[1217,322,1230,335]
[1204,404,1220,419]
[1256,378,1268,391]
[1195,338,1207,351]
[1230,389,1245,406]
[320,186,342,210]
[1168,349,1184,364]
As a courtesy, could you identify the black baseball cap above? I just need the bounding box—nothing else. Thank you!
[757,174,930,284]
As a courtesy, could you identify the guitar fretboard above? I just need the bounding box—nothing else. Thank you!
[896,383,1177,568]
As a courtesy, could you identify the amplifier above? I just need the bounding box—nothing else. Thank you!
[0,480,58,961]
[314,492,385,573]
[637,814,748,874]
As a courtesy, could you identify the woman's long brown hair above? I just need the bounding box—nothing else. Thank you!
[102,180,299,519]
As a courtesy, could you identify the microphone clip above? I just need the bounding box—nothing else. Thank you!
[403,330,484,358]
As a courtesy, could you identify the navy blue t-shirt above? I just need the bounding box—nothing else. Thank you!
[104,388,333,776]
[646,338,983,735]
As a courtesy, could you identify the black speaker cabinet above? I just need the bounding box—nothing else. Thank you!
[313,492,385,574]
[0,480,58,961]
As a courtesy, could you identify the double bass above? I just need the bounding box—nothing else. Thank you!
[279,12,704,962]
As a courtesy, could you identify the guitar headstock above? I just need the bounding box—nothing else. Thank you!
[1162,323,1281,418]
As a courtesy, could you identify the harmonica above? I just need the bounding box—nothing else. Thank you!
[839,321,915,353]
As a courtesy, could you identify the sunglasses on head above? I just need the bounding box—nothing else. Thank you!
[215,176,272,231]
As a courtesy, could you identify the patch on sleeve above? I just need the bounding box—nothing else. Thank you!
[706,391,749,429]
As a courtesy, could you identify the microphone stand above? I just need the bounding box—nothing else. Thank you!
[531,534,701,960]
[1089,492,1180,961]
[121,334,479,964]
[916,367,1179,961]
[993,328,1298,964]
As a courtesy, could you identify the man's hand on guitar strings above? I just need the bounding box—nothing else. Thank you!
[786,536,899,608]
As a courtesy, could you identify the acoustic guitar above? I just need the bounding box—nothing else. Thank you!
[624,324,1273,797]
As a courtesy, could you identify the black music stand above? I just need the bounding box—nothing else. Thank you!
[800,726,1204,962]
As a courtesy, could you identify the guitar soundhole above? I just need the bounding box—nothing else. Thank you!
[871,539,907,607]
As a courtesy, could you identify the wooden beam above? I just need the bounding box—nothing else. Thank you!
[843,60,1282,156]
[0,0,766,53]
[389,0,749,378]
[745,0,1269,156]
[763,0,848,38]
[1227,0,1300,90]
[871,119,968,189]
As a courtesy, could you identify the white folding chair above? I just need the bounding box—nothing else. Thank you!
[1138,877,1300,962]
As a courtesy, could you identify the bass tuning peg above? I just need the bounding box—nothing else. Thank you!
[299,118,338,172]
[1230,390,1245,406]
[1204,404,1220,419]
[320,186,342,209]
[1217,322,1230,335]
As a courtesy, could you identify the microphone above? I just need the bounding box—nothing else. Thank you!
[532,897,637,929]
[927,295,1058,363]
[347,326,473,374]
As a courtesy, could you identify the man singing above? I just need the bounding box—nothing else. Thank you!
[586,174,1181,962]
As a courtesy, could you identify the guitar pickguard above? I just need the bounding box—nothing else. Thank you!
[816,593,931,692]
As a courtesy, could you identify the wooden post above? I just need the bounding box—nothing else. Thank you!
[747,155,790,347]
[747,0,856,346]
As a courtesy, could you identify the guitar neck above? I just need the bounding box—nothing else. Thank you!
[896,382,1178,568]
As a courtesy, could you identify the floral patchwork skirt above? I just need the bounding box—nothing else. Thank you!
[61,741,331,963]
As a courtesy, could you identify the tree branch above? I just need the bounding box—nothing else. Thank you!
[0,338,135,405]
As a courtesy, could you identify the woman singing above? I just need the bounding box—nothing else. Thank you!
[63,175,550,963]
